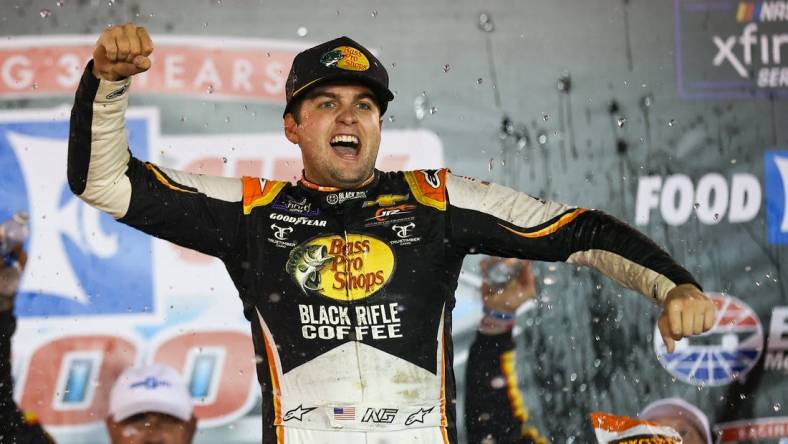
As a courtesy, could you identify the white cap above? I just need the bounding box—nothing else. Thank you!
[639,398,712,444]
[108,364,193,422]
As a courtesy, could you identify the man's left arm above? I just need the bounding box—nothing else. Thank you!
[445,173,715,351]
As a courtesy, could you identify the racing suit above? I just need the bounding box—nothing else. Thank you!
[465,330,546,444]
[68,61,700,444]
[1,310,55,444]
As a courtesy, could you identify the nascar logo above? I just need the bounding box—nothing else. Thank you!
[654,293,763,386]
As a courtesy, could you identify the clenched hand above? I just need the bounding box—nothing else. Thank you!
[92,22,153,81]
[658,284,716,353]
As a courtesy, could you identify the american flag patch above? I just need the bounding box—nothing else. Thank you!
[333,406,356,420]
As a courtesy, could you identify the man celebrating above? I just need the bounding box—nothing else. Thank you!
[69,23,715,443]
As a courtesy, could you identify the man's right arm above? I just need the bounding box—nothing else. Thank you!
[68,24,245,259]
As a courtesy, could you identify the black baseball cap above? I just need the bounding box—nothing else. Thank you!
[283,36,394,117]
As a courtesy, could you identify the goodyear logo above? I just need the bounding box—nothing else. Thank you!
[286,234,394,301]
[320,46,370,71]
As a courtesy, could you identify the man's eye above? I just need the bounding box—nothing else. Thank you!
[357,102,372,110]
[319,101,335,109]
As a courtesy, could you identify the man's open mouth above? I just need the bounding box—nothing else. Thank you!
[330,134,360,159]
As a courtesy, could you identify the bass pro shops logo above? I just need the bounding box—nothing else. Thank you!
[285,234,395,301]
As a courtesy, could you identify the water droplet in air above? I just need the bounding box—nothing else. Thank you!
[713,213,720,221]
[40,9,52,18]
[593,359,601,368]
[387,115,396,123]
[617,117,626,128]
[370,10,378,17]
[542,112,549,122]
[222,157,228,164]
[537,132,548,145]
[429,106,437,115]
[476,78,483,85]
[570,373,577,382]
[668,119,675,127]
[442,64,451,73]
[773,402,782,412]
[693,202,700,209]
[413,93,429,120]
[224,116,230,123]
[207,84,215,94]
[478,12,495,32]
[297,27,308,37]
[57,0,65,6]
[490,376,506,389]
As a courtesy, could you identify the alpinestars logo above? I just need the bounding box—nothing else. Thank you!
[283,404,317,421]
[422,170,441,188]
[404,407,434,426]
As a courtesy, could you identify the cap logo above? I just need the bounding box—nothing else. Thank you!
[320,46,370,72]
[130,377,172,390]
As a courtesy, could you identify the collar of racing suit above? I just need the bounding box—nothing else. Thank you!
[298,169,379,192]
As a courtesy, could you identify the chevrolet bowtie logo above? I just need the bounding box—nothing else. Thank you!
[362,194,409,208]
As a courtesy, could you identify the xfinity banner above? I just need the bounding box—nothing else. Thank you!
[674,0,788,98]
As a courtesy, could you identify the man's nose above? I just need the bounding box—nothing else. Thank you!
[336,106,357,125]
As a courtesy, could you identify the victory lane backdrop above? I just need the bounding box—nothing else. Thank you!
[1,0,788,442]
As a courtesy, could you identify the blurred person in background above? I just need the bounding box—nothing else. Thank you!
[105,364,197,444]
[1,230,196,444]
[465,257,547,444]
[639,398,713,444]
[0,242,55,443]
[69,22,714,443]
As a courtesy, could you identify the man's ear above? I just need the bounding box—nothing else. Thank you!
[105,416,121,443]
[185,415,198,440]
[284,113,299,144]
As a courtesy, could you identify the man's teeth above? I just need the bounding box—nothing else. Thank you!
[330,135,359,145]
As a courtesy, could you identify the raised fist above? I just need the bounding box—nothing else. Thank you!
[92,22,154,81]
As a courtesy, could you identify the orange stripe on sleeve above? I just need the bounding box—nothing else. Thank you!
[499,208,587,239]
[243,177,286,215]
[144,163,196,194]
[262,332,283,425]
[439,332,450,443]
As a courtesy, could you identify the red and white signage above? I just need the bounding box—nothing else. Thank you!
[0,35,308,101]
